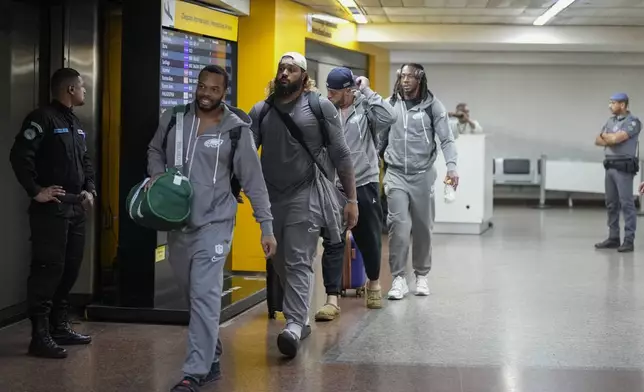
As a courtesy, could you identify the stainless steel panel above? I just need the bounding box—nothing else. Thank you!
[0,1,40,310]
[305,40,369,70]
[65,0,100,297]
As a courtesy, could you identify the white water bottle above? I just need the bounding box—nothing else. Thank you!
[444,178,456,203]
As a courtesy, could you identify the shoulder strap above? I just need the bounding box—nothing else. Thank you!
[264,97,330,179]
[257,101,271,136]
[424,103,438,159]
[228,127,242,199]
[307,92,330,146]
[362,100,378,146]
[161,103,190,152]
[229,127,241,171]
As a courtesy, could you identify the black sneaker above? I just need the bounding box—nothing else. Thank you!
[171,377,200,392]
[595,238,621,249]
[277,330,300,359]
[199,362,221,386]
[618,242,634,253]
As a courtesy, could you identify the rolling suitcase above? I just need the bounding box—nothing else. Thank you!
[341,231,367,297]
[266,259,284,319]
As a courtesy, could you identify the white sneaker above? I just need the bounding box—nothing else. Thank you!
[387,276,409,300]
[415,275,430,296]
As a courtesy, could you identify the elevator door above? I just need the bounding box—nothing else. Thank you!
[0,1,40,313]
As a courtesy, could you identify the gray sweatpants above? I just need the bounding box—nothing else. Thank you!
[605,168,637,242]
[270,190,321,330]
[384,168,434,278]
[168,221,233,378]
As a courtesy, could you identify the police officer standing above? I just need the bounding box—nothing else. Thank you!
[9,68,95,358]
[595,93,642,253]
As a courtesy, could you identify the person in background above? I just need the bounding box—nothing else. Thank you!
[147,65,277,392]
[380,63,458,300]
[249,53,357,358]
[314,67,396,322]
[9,68,95,359]
[449,102,483,139]
[595,93,641,253]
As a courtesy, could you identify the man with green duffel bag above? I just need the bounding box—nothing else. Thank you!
[144,65,278,392]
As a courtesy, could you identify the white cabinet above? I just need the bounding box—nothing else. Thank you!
[433,134,493,234]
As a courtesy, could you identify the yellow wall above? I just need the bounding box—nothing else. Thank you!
[233,0,390,272]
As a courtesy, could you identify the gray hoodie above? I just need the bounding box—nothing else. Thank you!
[339,87,396,188]
[382,91,457,175]
[147,104,273,235]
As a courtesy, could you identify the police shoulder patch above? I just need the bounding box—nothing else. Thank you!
[23,128,36,140]
[30,121,43,134]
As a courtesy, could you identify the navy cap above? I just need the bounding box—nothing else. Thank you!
[610,92,629,102]
[326,67,355,90]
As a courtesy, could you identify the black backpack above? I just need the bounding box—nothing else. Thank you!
[161,103,242,199]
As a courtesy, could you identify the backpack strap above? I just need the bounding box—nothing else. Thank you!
[161,103,190,153]
[229,126,242,199]
[229,127,241,172]
[423,103,437,161]
[257,101,271,134]
[307,91,330,146]
[259,92,330,147]
[362,100,378,147]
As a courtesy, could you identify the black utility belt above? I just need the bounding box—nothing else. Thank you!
[603,158,639,174]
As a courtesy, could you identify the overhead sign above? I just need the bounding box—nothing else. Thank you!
[306,14,356,44]
[307,15,338,39]
[161,0,239,42]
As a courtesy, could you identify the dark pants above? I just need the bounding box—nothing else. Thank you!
[321,182,383,296]
[27,203,86,317]
[605,168,636,243]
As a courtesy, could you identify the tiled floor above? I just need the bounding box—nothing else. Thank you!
[2,207,644,391]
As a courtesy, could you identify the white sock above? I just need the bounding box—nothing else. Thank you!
[285,321,302,339]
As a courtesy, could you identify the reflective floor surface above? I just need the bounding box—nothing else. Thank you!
[1,207,644,391]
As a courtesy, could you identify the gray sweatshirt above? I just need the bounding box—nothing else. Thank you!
[248,92,354,203]
[382,91,457,175]
[147,104,273,235]
[339,87,396,187]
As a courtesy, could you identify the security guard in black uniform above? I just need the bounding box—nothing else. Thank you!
[9,68,96,359]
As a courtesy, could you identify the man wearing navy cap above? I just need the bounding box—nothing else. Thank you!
[314,67,396,321]
[595,93,641,252]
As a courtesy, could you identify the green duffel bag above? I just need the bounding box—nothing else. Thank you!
[126,167,193,231]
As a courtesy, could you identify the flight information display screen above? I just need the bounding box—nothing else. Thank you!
[159,27,237,113]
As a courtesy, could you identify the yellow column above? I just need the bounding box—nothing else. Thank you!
[233,0,281,272]
[233,0,391,273]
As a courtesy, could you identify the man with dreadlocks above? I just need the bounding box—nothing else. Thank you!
[248,52,357,358]
[379,63,458,300]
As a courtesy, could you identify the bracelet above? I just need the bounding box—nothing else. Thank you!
[346,199,358,204]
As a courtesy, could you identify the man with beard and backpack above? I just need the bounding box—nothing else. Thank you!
[147,65,277,392]
[314,67,396,321]
[249,52,358,358]
[379,63,459,301]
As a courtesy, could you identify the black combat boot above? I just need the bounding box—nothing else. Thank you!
[594,238,621,249]
[618,241,634,253]
[50,304,92,345]
[28,316,67,359]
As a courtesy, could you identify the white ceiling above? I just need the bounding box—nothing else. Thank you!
[294,0,644,26]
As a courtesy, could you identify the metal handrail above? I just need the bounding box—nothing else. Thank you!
[535,154,549,209]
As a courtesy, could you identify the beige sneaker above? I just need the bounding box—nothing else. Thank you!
[366,288,382,309]
[314,303,341,321]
